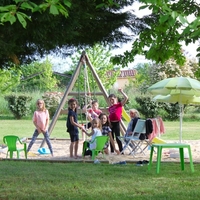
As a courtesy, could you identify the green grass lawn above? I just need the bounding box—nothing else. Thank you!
[0,161,199,200]
[1,120,200,199]
[1,120,200,144]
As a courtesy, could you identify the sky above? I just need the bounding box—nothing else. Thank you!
[50,1,199,72]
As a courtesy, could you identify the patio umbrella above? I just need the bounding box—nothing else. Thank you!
[148,77,200,142]
[153,94,200,104]
[148,77,200,96]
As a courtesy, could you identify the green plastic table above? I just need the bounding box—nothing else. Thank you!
[148,143,194,174]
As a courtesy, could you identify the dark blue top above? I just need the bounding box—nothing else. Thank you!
[66,109,78,134]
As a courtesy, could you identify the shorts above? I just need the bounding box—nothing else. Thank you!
[69,131,79,142]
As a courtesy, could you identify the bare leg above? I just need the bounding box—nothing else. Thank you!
[82,131,85,141]
[70,142,74,158]
[74,140,79,158]
[104,148,109,154]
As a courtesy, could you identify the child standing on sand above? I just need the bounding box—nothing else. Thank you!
[66,98,86,159]
[27,99,53,156]
[108,88,128,153]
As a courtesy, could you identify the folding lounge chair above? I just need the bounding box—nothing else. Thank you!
[118,119,146,154]
[118,119,151,156]
[130,120,153,156]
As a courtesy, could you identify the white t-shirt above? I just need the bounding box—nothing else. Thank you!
[90,128,102,149]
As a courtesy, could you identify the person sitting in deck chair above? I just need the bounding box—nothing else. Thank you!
[124,109,140,147]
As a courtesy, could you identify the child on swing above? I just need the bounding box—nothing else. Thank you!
[82,100,102,129]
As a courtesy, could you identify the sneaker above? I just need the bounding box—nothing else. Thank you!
[142,160,149,164]
[113,161,127,165]
[94,159,100,164]
[136,161,143,166]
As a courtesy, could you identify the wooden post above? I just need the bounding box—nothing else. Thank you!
[40,53,84,147]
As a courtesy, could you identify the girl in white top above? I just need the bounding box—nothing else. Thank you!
[82,118,102,156]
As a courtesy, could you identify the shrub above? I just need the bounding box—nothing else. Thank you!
[135,96,161,118]
[4,94,32,119]
[161,102,180,120]
[135,96,180,120]
[42,92,63,118]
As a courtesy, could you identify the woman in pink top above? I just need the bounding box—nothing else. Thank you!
[27,99,53,156]
[108,89,128,153]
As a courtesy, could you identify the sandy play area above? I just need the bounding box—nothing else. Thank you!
[1,138,200,164]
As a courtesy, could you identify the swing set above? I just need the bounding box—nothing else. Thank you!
[40,51,127,147]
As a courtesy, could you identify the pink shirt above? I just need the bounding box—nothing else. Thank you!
[33,110,49,131]
[88,108,102,119]
[108,102,122,122]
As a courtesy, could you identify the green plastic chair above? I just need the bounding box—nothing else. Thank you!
[3,135,27,159]
[83,136,109,160]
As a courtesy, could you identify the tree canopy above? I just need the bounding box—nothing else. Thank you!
[0,0,144,68]
[1,0,199,69]
[113,0,200,67]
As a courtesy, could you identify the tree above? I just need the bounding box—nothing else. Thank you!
[0,0,142,68]
[0,67,21,94]
[148,58,199,85]
[135,58,199,94]
[131,62,152,94]
[113,0,200,67]
[17,59,58,92]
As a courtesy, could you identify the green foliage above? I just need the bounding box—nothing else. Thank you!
[158,102,180,121]
[53,71,72,89]
[42,92,63,118]
[133,63,152,94]
[0,0,71,27]
[17,59,58,92]
[134,59,199,95]
[0,67,21,94]
[149,59,199,85]
[4,94,32,119]
[0,0,137,67]
[135,96,161,118]
[0,95,11,115]
[114,0,200,67]
[69,44,120,95]
[135,96,180,120]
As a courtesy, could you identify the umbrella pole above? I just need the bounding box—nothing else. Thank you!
[179,104,183,143]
